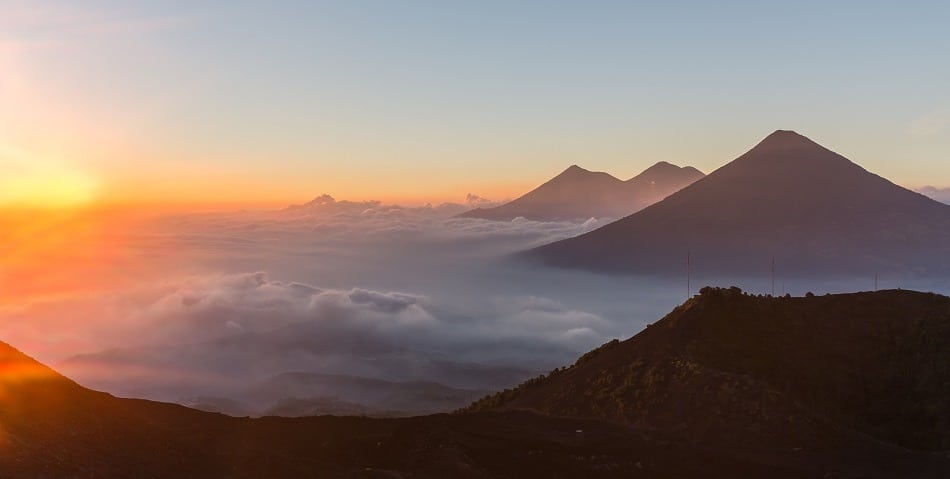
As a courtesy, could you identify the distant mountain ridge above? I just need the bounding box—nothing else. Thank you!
[460,161,703,221]
[184,372,488,417]
[526,130,950,276]
[57,324,529,418]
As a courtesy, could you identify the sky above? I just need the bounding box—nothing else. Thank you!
[2,1,949,413]
[1,0,948,208]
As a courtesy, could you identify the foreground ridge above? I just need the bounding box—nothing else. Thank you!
[3,289,950,478]
[469,288,950,453]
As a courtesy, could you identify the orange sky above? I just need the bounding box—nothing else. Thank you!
[1,2,948,211]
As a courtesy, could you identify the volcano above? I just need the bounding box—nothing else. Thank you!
[461,161,702,221]
[526,130,950,276]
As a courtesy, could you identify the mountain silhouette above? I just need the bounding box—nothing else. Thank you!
[180,372,488,418]
[460,162,703,221]
[0,338,876,478]
[525,130,950,276]
[469,288,950,462]
[4,290,950,477]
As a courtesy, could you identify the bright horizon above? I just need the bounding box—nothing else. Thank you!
[2,1,949,210]
[5,4,950,477]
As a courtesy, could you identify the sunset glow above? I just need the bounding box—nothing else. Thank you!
[0,160,98,209]
[0,1,948,213]
[2,2,950,477]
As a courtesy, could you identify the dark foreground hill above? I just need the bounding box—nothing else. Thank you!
[527,130,950,276]
[469,288,950,454]
[461,162,703,221]
[0,339,855,479]
[4,289,950,477]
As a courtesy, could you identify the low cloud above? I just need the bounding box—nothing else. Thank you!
[465,193,503,208]
[117,271,607,357]
[909,107,949,139]
[5,195,682,415]
[57,271,616,405]
[918,186,950,205]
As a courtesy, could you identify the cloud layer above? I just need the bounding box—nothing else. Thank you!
[13,193,935,414]
[918,186,950,205]
[3,195,680,414]
[57,271,616,410]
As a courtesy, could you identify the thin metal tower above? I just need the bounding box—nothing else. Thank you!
[771,257,775,297]
[687,251,691,299]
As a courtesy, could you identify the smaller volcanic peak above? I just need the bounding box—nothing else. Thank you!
[558,164,591,177]
[545,164,620,187]
[627,161,705,186]
[634,161,682,177]
[460,161,703,221]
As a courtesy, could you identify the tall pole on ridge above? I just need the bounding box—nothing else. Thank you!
[687,251,691,299]
[771,257,775,297]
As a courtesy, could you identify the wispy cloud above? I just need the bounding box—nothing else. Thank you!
[2,196,679,413]
[908,105,950,139]
[0,2,193,44]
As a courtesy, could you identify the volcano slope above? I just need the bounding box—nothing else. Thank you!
[527,130,950,276]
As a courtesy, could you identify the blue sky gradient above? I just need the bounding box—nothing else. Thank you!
[1,0,947,205]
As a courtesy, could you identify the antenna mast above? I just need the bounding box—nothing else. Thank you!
[687,251,691,299]
[771,257,775,297]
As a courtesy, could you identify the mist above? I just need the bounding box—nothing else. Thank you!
[0,196,680,415]
[918,186,950,205]
[4,195,947,416]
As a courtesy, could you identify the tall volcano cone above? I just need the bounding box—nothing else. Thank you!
[526,130,950,276]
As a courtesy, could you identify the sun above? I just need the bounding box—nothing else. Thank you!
[0,157,98,209]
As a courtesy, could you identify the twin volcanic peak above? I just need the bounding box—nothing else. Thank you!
[526,130,950,276]
[460,161,704,221]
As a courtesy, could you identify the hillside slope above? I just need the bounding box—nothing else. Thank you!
[469,288,950,453]
[5,289,950,477]
[6,337,921,478]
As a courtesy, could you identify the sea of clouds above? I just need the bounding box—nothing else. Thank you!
[2,194,690,414]
[6,193,949,414]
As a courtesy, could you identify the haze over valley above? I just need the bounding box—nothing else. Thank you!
[3,131,946,419]
[3,2,950,477]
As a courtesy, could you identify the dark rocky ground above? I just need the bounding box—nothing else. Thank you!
[4,288,950,477]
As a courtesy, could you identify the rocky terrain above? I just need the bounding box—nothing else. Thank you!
[4,289,950,477]
[470,288,950,454]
